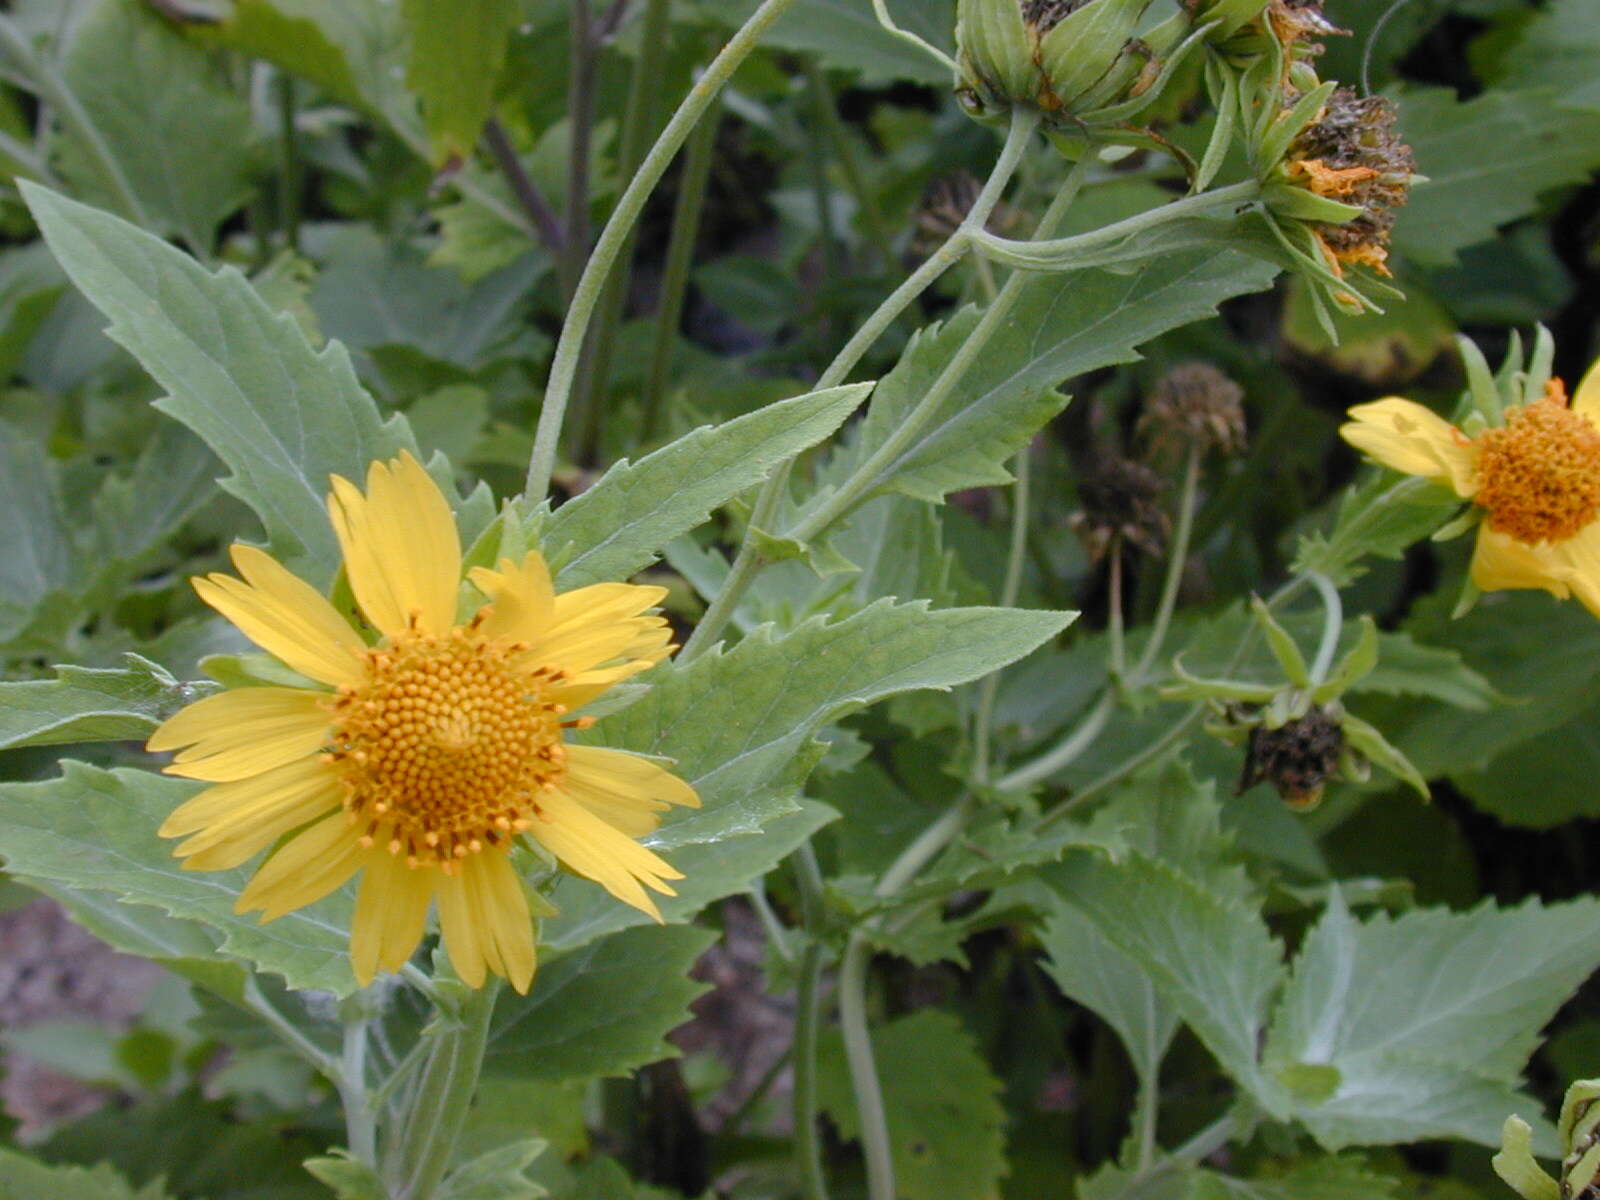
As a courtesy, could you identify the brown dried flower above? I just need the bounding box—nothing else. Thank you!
[1237,704,1345,809]
[1071,457,1170,561]
[1139,363,1248,459]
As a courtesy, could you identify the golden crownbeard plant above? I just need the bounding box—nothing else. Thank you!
[147,451,697,993]
[1342,360,1600,617]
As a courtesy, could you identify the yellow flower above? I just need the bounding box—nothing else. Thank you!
[1341,361,1600,616]
[147,452,698,993]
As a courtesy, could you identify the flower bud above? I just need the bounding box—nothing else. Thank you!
[955,0,1198,138]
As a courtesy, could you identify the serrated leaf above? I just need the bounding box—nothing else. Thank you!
[485,924,713,1082]
[302,1153,387,1200]
[1484,0,1600,110]
[1045,851,1284,1103]
[1293,473,1462,586]
[1039,898,1180,1087]
[594,599,1074,847]
[545,383,873,589]
[437,1138,547,1200]
[21,182,416,586]
[817,1010,1007,1200]
[823,251,1276,507]
[58,0,259,252]
[1264,889,1600,1149]
[0,1148,175,1200]
[400,0,520,164]
[0,656,210,752]
[86,425,218,598]
[1393,86,1600,266]
[0,763,358,995]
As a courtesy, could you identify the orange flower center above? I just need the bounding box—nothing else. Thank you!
[327,624,566,870]
[1474,383,1600,544]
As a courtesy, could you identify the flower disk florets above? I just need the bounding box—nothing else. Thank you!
[1140,362,1248,458]
[329,623,565,870]
[1474,385,1600,545]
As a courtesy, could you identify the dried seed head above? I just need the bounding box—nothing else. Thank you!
[1288,89,1416,275]
[1140,363,1248,458]
[1268,0,1345,56]
[1071,457,1170,561]
[1238,704,1344,809]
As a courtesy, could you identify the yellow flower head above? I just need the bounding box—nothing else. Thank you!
[147,452,698,993]
[1341,361,1600,617]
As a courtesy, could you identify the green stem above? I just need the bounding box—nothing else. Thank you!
[1108,542,1127,678]
[837,931,895,1200]
[561,0,597,305]
[1133,1066,1159,1172]
[483,117,564,253]
[642,93,720,439]
[792,847,833,1200]
[869,0,958,72]
[0,15,147,229]
[341,1015,376,1166]
[970,180,1260,269]
[678,110,1049,663]
[972,449,1030,784]
[390,982,499,1200]
[1131,445,1201,682]
[241,977,341,1080]
[573,0,675,463]
[1308,571,1341,685]
[995,690,1116,793]
[278,73,300,253]
[526,0,808,501]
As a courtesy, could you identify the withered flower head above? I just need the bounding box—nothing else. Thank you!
[1267,0,1344,57]
[1139,362,1247,458]
[1071,456,1170,561]
[1237,703,1344,809]
[1287,88,1415,276]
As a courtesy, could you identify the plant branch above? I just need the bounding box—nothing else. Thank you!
[525,0,809,501]
[483,117,564,253]
[1132,444,1201,682]
[561,0,598,305]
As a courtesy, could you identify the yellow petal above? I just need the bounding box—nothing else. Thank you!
[236,814,364,921]
[530,790,682,919]
[194,546,365,687]
[350,851,434,985]
[548,583,669,635]
[327,451,460,637]
[1573,358,1600,423]
[1470,526,1577,598]
[564,744,699,838]
[533,617,669,676]
[468,553,555,644]
[549,660,659,711]
[175,779,341,871]
[438,852,536,993]
[1341,398,1478,497]
[161,755,339,838]
[1548,523,1600,619]
[155,688,331,782]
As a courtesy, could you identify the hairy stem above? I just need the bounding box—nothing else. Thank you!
[838,932,895,1200]
[483,117,564,253]
[1132,445,1201,682]
[792,846,833,1200]
[341,1015,376,1166]
[561,0,597,305]
[972,447,1032,784]
[525,0,808,501]
[1308,571,1342,685]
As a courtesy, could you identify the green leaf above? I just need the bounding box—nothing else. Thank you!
[1392,86,1600,266]
[58,0,259,252]
[1264,889,1600,1149]
[1038,897,1180,1088]
[303,1152,388,1200]
[596,599,1074,847]
[485,925,714,1082]
[825,250,1277,507]
[1045,852,1283,1103]
[0,418,75,642]
[817,1010,1007,1200]
[1293,473,1462,586]
[22,182,416,585]
[86,425,218,600]
[0,763,358,995]
[0,655,210,752]
[1484,0,1600,110]
[0,1148,175,1200]
[400,0,520,164]
[437,1139,547,1200]
[545,383,873,589]
[707,0,955,85]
